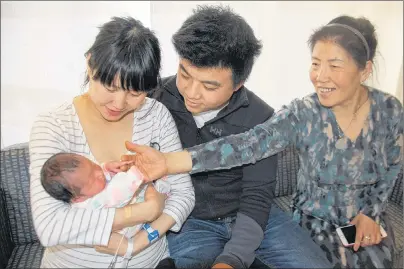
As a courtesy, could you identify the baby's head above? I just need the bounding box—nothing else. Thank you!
[40,152,107,203]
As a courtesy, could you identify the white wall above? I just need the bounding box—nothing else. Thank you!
[396,63,403,103]
[1,1,151,148]
[151,1,403,110]
[1,1,403,148]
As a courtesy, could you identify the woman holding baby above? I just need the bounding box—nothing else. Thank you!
[29,17,195,268]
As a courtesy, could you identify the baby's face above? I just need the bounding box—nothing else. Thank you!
[69,156,107,203]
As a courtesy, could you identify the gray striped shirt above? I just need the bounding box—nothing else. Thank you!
[29,98,195,268]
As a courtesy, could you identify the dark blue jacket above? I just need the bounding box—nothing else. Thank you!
[153,75,278,267]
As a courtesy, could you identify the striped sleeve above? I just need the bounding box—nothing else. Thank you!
[29,112,115,247]
[157,104,195,231]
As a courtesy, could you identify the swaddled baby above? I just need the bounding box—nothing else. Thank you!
[40,152,170,239]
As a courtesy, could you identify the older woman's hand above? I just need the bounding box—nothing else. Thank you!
[104,160,134,173]
[121,141,168,182]
[351,213,382,251]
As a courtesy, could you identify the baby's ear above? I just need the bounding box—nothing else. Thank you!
[71,195,87,203]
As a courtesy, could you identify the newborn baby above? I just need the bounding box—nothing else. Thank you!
[40,152,170,239]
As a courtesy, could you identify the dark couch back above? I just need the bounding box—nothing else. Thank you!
[0,143,38,246]
[0,187,15,269]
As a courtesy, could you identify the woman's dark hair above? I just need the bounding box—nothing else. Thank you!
[308,15,378,69]
[172,5,262,87]
[84,16,161,93]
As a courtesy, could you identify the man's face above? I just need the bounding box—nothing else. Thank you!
[176,58,242,115]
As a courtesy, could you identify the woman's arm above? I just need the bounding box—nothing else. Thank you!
[124,100,303,181]
[187,104,299,174]
[360,104,403,222]
[350,102,403,251]
[29,112,160,247]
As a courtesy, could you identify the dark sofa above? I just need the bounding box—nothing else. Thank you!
[0,143,402,268]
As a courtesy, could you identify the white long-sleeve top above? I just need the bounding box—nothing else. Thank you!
[29,98,195,268]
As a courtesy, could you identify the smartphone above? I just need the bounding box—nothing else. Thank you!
[336,224,387,247]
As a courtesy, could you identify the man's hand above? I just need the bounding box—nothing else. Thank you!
[351,213,382,251]
[95,232,128,256]
[104,160,134,173]
[212,263,234,269]
[121,141,168,182]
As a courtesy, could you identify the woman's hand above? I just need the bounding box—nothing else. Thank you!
[121,141,168,182]
[143,184,167,222]
[351,213,382,251]
[111,185,166,231]
[95,232,128,256]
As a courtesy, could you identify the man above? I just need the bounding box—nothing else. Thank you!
[152,5,331,269]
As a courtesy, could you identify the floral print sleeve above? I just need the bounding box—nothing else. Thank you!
[360,98,403,222]
[187,99,305,174]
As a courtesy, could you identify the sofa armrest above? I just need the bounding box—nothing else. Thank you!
[0,187,15,269]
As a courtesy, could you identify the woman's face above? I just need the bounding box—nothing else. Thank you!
[87,72,147,122]
[309,40,369,108]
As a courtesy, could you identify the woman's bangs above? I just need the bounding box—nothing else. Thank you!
[92,56,158,92]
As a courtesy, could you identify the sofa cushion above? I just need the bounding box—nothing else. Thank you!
[386,202,404,250]
[6,243,44,269]
[0,187,15,269]
[0,143,38,245]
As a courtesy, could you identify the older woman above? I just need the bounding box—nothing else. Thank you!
[124,15,403,268]
[29,16,194,268]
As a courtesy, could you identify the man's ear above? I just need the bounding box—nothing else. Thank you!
[233,81,245,92]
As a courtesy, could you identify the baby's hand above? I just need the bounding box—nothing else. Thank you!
[104,160,134,173]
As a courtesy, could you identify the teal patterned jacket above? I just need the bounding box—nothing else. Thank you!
[188,88,403,227]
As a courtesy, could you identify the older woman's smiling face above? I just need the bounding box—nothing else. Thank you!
[309,40,368,108]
